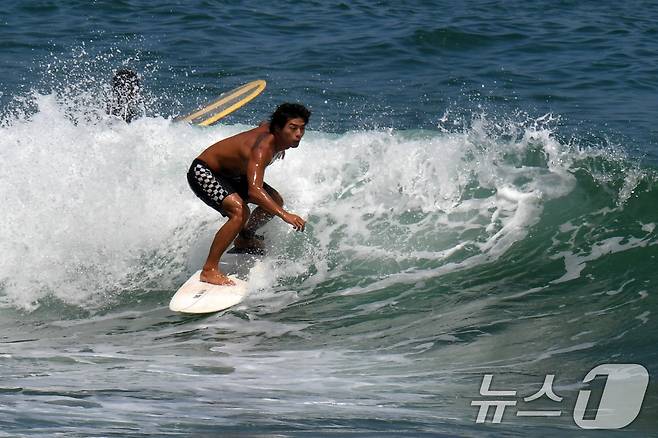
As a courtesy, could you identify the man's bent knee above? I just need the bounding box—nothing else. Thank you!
[223,194,250,223]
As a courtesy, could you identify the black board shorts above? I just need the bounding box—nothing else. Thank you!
[187,158,274,217]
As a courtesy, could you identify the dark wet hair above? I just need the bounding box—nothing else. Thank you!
[269,103,311,133]
[112,69,140,91]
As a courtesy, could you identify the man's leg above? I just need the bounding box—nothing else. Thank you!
[200,194,250,285]
[234,186,284,250]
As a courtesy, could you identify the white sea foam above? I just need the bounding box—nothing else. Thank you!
[0,93,578,311]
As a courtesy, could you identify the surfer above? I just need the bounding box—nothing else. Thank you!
[187,103,310,285]
[107,69,141,123]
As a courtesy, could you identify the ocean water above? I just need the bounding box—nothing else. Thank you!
[1,1,657,436]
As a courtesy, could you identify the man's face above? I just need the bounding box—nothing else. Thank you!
[281,117,306,148]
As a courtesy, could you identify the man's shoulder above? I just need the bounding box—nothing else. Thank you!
[230,129,265,148]
[251,131,275,149]
[246,132,276,162]
[238,127,271,140]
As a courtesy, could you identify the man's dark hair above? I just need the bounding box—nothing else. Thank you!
[112,69,140,92]
[269,103,311,133]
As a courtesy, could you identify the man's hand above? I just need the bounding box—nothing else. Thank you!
[282,213,306,232]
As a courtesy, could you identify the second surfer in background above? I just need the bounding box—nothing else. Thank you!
[107,69,142,123]
[187,103,310,285]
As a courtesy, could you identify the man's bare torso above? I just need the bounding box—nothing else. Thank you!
[197,124,272,176]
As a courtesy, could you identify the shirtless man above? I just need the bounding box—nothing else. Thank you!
[187,103,310,285]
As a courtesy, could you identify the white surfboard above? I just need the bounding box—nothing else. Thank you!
[169,270,248,314]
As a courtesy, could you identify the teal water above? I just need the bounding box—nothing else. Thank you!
[1,1,657,436]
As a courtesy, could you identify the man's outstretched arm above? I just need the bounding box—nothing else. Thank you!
[246,145,305,231]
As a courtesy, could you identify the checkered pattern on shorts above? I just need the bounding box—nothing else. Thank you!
[191,162,230,204]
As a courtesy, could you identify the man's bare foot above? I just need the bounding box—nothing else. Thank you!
[199,268,235,286]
